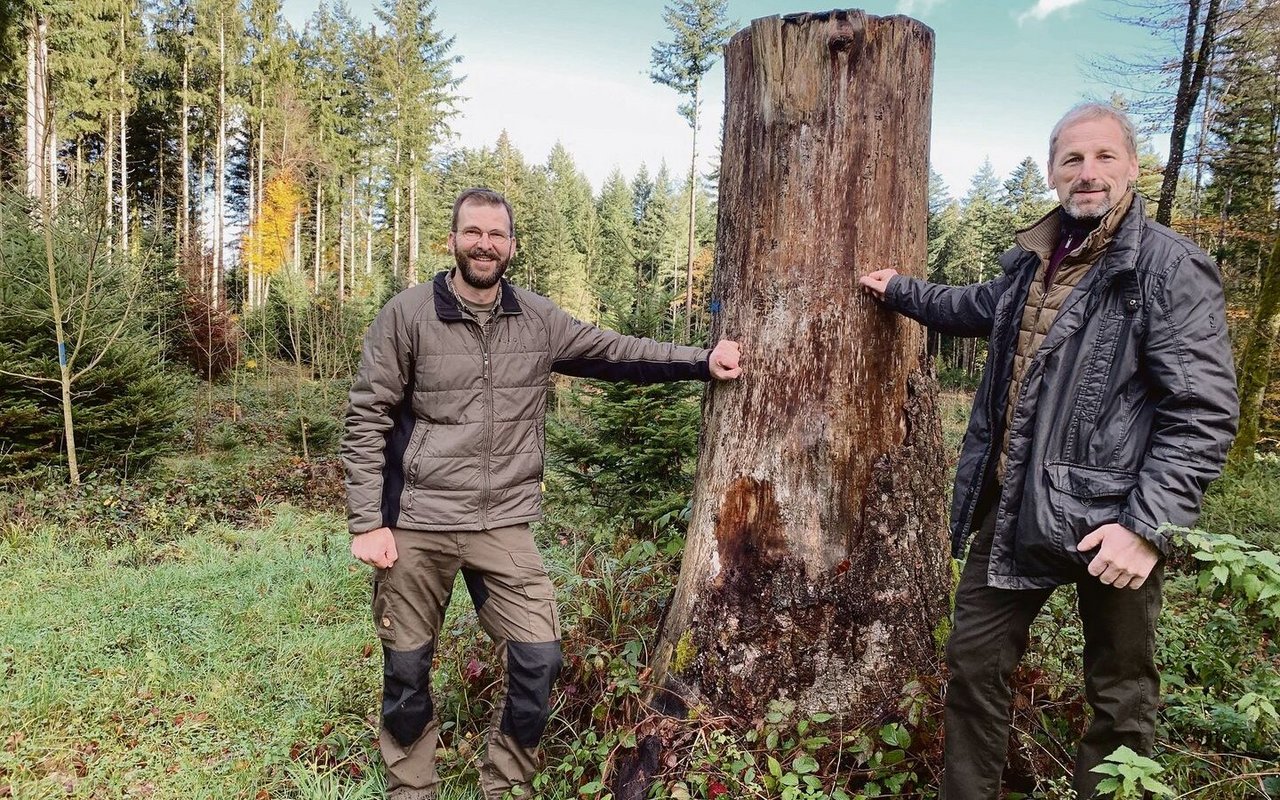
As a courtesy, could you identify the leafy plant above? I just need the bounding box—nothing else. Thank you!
[1183,528,1280,626]
[1090,746,1175,798]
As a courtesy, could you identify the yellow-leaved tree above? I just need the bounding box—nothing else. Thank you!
[241,170,302,309]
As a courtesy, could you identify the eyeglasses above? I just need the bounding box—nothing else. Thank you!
[456,228,512,246]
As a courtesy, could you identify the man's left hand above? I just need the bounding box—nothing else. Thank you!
[709,340,742,380]
[1077,523,1160,590]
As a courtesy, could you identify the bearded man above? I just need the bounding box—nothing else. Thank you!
[341,187,741,800]
[860,104,1238,796]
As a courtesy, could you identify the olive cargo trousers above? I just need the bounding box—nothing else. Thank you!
[372,525,562,800]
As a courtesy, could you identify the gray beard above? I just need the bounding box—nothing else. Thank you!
[1063,195,1113,220]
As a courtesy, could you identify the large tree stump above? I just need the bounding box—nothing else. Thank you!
[651,10,949,721]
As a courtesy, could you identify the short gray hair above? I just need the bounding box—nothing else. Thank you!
[1048,103,1138,165]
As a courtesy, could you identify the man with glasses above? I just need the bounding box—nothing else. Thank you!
[342,187,742,800]
[860,104,1237,796]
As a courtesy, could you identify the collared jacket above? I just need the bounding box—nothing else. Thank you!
[342,271,711,535]
[885,195,1238,588]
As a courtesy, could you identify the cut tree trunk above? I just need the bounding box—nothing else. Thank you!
[650,10,949,723]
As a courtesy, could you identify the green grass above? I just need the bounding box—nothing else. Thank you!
[1201,455,1280,551]
[0,507,384,798]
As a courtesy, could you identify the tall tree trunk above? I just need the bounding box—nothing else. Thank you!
[392,137,402,282]
[25,10,49,204]
[650,11,948,723]
[180,52,190,267]
[408,153,418,287]
[198,157,207,293]
[348,174,357,296]
[1228,232,1280,467]
[119,10,128,255]
[338,177,346,301]
[106,112,115,255]
[1158,0,1222,227]
[365,167,374,276]
[314,179,322,290]
[683,80,700,342]
[214,12,227,308]
[294,205,301,273]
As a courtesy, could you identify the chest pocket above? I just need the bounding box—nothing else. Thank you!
[1063,278,1144,461]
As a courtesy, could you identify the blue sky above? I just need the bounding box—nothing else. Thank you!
[280,0,1168,199]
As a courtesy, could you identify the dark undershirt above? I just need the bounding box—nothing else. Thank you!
[1045,210,1103,287]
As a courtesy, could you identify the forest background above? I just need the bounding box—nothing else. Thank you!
[1,0,1278,797]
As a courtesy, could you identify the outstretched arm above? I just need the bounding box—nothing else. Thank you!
[860,268,1011,338]
[547,303,736,383]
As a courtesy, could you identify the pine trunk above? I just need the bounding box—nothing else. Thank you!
[683,81,700,342]
[314,180,322,291]
[25,11,48,203]
[180,52,190,266]
[214,14,227,308]
[338,177,347,301]
[408,153,418,287]
[392,138,402,282]
[119,9,128,255]
[650,11,948,722]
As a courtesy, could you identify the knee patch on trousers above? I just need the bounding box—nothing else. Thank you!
[383,641,435,747]
[501,640,562,748]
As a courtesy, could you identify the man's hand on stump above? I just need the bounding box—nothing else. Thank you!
[709,340,743,380]
[858,268,899,301]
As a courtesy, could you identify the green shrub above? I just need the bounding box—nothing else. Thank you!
[545,293,702,545]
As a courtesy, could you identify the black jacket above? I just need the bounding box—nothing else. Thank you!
[885,196,1238,588]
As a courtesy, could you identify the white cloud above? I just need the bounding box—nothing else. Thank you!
[1017,0,1088,25]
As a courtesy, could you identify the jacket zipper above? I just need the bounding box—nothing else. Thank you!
[479,315,495,528]
[405,424,430,509]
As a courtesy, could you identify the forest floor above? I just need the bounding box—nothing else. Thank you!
[1,379,1277,799]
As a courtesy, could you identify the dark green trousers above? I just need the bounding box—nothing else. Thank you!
[943,506,1163,799]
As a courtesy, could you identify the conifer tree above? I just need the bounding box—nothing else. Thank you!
[650,0,734,338]
[1002,156,1052,228]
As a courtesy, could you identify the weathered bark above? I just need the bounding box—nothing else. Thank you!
[650,11,949,722]
[1228,232,1280,467]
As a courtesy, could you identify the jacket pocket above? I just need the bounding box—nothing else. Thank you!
[404,424,432,487]
[1045,461,1139,554]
